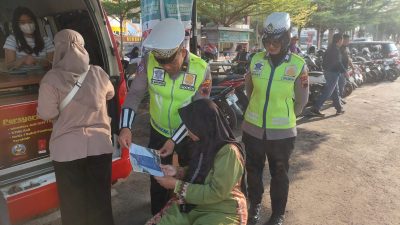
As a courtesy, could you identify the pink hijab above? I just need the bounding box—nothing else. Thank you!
[52,29,90,88]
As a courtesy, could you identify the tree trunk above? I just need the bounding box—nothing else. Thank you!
[297,27,302,38]
[255,20,259,49]
[328,29,334,46]
[319,28,326,49]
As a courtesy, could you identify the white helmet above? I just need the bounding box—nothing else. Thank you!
[262,12,291,52]
[143,18,185,59]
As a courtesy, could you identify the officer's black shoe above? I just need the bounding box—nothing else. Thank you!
[247,204,261,225]
[264,214,284,225]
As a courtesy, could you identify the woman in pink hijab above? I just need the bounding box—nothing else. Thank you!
[37,29,115,225]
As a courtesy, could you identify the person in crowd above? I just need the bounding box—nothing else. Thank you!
[0,192,11,225]
[289,35,301,54]
[233,45,249,74]
[310,33,346,116]
[37,29,115,225]
[3,7,54,70]
[338,34,355,102]
[126,46,139,60]
[145,99,247,225]
[307,45,316,55]
[202,42,218,62]
[118,18,212,215]
[243,12,309,225]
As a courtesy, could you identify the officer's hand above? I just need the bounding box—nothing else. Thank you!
[159,139,175,157]
[160,164,177,177]
[118,128,132,149]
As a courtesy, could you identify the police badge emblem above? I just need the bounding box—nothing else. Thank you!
[180,73,197,91]
[152,68,166,86]
[285,65,298,77]
[266,23,274,33]
[282,65,298,81]
[253,62,264,76]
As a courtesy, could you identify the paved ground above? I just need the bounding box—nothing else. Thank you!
[22,79,400,225]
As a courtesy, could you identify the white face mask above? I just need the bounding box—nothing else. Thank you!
[19,23,35,34]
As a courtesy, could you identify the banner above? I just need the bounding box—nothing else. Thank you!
[163,0,193,29]
[0,101,52,170]
[141,0,194,47]
[141,0,162,40]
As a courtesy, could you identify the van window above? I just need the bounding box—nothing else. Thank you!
[53,11,104,66]
[0,0,109,172]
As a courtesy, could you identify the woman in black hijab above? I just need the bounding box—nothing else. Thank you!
[149,99,247,225]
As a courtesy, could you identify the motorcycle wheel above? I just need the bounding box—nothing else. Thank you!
[214,100,237,130]
[343,82,353,97]
[376,69,385,82]
[370,70,379,82]
[385,69,398,82]
[308,84,323,105]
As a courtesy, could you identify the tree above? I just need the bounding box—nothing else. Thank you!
[102,0,140,55]
[198,0,264,27]
[308,0,400,43]
[248,0,315,48]
[199,0,315,27]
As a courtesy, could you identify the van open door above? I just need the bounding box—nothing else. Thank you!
[0,0,131,223]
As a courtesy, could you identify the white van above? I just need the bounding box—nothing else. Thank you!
[0,0,132,223]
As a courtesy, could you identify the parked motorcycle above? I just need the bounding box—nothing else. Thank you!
[212,74,248,117]
[210,86,239,129]
[308,71,325,104]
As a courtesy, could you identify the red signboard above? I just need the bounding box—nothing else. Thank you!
[0,101,52,170]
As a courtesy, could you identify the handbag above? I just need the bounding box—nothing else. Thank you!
[59,66,90,111]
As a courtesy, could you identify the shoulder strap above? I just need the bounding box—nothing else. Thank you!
[59,66,90,112]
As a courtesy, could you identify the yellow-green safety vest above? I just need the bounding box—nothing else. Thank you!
[147,52,207,137]
[244,52,305,129]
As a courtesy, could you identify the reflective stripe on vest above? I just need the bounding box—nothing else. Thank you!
[147,52,207,137]
[244,52,305,129]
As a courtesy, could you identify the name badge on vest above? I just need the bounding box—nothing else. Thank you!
[152,68,166,86]
[180,73,197,91]
[252,62,264,77]
[282,65,298,81]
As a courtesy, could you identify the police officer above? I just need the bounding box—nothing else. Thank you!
[118,18,211,215]
[242,13,309,225]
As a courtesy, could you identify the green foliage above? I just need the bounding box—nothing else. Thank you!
[102,0,140,21]
[102,0,140,54]
[309,0,400,34]
[198,0,316,27]
[198,0,263,27]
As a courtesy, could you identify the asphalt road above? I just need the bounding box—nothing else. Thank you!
[23,79,400,225]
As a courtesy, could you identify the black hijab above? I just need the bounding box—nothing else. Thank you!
[178,99,246,186]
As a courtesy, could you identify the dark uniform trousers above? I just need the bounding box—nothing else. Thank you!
[148,126,191,215]
[242,132,295,216]
[53,154,114,225]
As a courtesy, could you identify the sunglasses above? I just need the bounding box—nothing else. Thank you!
[154,51,178,65]
[263,39,281,48]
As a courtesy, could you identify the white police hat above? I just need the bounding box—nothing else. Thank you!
[264,12,291,35]
[143,18,185,59]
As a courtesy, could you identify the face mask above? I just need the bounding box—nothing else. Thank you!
[19,23,35,34]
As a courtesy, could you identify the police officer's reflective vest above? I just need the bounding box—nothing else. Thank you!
[244,52,305,129]
[147,52,207,137]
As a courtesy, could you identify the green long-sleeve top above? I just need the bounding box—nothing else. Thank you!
[173,144,246,214]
